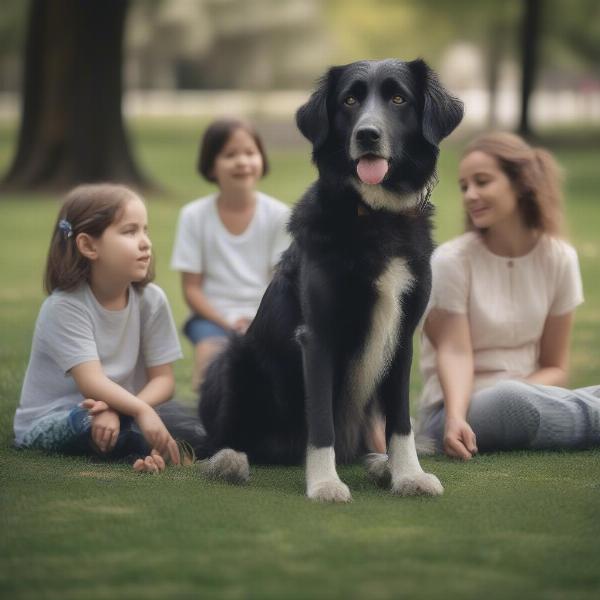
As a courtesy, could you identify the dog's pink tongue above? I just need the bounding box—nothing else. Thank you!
[357,157,388,185]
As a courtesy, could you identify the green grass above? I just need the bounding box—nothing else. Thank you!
[1,118,599,599]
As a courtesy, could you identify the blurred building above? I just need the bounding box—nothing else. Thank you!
[126,0,330,90]
[1,0,599,128]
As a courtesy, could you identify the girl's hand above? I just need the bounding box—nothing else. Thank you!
[232,317,251,334]
[80,398,110,416]
[443,416,478,460]
[91,409,121,454]
[134,406,180,465]
[133,449,166,474]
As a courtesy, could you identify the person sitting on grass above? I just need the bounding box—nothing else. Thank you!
[416,131,600,458]
[13,183,184,473]
[171,118,291,391]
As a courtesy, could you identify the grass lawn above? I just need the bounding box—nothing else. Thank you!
[1,118,599,599]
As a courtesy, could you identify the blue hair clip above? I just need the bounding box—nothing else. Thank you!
[58,219,73,239]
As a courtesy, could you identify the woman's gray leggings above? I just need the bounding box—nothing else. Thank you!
[418,380,600,452]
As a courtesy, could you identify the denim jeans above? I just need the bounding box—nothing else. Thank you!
[20,405,150,461]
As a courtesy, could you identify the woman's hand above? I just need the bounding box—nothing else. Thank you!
[134,405,180,465]
[90,408,121,454]
[443,416,478,460]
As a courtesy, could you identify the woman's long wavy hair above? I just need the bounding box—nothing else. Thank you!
[462,131,565,237]
[44,184,154,294]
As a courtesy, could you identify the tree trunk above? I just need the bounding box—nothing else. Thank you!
[1,0,151,193]
[518,0,541,139]
[486,23,503,129]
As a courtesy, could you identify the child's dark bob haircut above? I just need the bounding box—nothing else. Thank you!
[197,118,270,182]
[44,183,155,294]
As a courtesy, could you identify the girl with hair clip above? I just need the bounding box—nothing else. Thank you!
[14,184,189,472]
[416,131,600,458]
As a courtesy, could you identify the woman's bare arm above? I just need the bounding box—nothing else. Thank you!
[424,308,478,459]
[525,312,573,387]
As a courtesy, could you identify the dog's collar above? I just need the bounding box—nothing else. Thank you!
[357,203,369,216]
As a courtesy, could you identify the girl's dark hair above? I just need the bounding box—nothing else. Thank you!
[44,183,154,294]
[462,131,565,237]
[197,118,269,182]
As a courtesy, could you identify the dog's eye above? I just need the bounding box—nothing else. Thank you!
[392,95,406,105]
[344,96,357,106]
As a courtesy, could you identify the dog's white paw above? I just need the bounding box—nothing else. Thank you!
[307,479,352,503]
[200,448,250,485]
[391,472,444,497]
[364,453,391,488]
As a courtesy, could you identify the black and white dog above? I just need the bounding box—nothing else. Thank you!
[198,59,463,502]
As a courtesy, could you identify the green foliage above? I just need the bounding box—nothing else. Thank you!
[325,0,522,65]
[0,119,599,598]
[0,0,28,55]
[325,0,599,77]
[545,0,600,68]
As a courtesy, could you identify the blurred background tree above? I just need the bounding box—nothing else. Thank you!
[0,0,598,193]
[1,0,150,192]
[0,0,27,92]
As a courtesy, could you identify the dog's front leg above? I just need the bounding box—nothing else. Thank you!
[379,340,443,497]
[298,325,351,503]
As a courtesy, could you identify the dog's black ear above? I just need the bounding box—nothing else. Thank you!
[410,59,464,146]
[296,67,341,150]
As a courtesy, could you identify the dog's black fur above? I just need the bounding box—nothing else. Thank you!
[197,59,463,496]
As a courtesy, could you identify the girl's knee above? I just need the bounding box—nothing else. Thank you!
[195,337,228,358]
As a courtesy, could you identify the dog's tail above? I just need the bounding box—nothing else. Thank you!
[156,400,212,460]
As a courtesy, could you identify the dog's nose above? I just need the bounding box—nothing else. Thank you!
[356,126,381,144]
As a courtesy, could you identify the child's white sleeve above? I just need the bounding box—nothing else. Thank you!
[141,287,183,367]
[38,299,99,373]
[170,206,203,274]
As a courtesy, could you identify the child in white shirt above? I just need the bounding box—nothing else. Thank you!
[171,118,290,388]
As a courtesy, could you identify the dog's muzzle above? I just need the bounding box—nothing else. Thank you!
[356,126,381,147]
[351,124,391,185]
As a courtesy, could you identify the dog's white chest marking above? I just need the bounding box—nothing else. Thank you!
[348,258,414,408]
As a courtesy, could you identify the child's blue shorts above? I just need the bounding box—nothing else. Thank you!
[183,316,229,345]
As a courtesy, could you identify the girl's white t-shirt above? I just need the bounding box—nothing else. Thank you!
[13,283,183,445]
[419,232,584,410]
[170,192,291,324]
